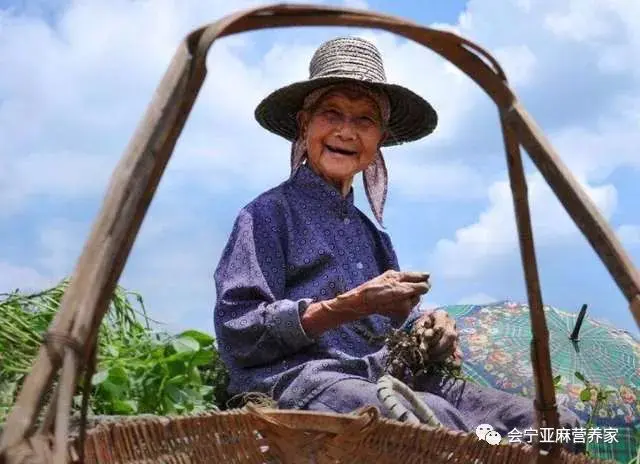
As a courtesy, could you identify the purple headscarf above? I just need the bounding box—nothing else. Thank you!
[290,83,390,227]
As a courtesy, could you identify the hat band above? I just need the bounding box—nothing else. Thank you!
[312,67,385,82]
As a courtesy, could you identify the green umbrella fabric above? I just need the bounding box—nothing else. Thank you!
[441,301,639,463]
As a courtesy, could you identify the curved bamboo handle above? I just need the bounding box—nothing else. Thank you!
[376,375,442,427]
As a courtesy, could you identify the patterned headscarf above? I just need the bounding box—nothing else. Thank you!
[290,83,391,227]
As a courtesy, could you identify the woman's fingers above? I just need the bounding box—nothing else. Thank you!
[377,294,421,318]
[430,333,457,360]
[396,281,430,296]
[427,310,458,360]
[355,271,432,316]
[393,295,419,317]
[365,281,428,304]
[396,271,430,283]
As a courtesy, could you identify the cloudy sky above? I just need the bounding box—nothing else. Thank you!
[1,0,639,337]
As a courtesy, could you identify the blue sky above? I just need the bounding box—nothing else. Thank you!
[1,0,639,337]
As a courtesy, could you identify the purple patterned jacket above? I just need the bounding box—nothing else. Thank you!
[214,165,423,409]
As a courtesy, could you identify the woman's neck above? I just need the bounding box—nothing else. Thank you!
[306,164,353,198]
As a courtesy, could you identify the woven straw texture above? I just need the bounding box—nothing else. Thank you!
[73,407,611,464]
[254,36,438,146]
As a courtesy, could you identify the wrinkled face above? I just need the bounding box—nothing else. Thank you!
[298,88,386,191]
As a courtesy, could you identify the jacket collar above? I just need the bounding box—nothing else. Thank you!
[290,164,355,210]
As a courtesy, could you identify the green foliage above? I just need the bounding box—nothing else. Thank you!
[0,279,229,423]
[572,371,635,461]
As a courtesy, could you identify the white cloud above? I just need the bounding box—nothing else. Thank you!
[2,211,226,331]
[389,159,487,201]
[493,45,538,87]
[0,152,115,216]
[428,109,639,278]
[0,262,53,293]
[423,0,640,280]
[341,0,369,9]
[37,219,88,277]
[544,0,618,42]
[430,172,618,279]
[549,113,640,181]
[617,225,640,247]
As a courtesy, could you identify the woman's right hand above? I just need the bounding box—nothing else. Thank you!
[329,270,431,319]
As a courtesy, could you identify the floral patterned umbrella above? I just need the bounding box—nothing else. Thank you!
[443,301,639,463]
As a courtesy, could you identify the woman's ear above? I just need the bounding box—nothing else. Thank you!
[296,110,309,137]
[378,130,389,148]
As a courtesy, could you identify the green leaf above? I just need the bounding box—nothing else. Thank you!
[166,359,188,378]
[112,399,137,414]
[91,370,109,386]
[553,375,562,384]
[199,385,214,396]
[188,367,202,385]
[178,330,214,347]
[574,371,586,382]
[108,366,129,386]
[105,345,119,358]
[190,350,214,367]
[171,336,199,354]
[182,387,199,401]
[165,384,187,404]
[167,374,187,386]
[101,379,126,398]
[580,389,592,402]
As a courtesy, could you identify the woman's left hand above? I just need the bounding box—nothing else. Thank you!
[415,310,462,365]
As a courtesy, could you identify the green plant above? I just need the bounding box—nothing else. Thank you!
[86,329,226,416]
[573,371,621,458]
[574,372,617,426]
[0,279,229,423]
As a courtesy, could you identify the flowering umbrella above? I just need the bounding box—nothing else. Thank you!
[444,301,640,463]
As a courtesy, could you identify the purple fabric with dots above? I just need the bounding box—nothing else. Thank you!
[214,164,421,409]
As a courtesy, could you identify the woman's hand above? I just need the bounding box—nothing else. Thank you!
[301,270,429,338]
[414,309,461,365]
[329,270,430,319]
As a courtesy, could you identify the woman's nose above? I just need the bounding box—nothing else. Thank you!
[335,119,357,139]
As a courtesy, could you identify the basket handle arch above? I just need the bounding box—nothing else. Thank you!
[2,4,639,464]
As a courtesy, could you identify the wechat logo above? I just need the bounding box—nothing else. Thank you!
[475,423,502,446]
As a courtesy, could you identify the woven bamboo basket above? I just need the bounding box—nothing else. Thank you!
[1,4,639,464]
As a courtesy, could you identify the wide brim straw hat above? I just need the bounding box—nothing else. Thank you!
[254,36,438,147]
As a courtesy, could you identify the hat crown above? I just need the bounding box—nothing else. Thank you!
[308,37,387,83]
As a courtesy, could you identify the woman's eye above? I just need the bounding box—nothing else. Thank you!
[357,117,376,127]
[324,109,341,119]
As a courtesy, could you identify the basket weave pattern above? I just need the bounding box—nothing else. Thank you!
[76,408,606,464]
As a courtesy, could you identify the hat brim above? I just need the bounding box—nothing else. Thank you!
[254,76,438,147]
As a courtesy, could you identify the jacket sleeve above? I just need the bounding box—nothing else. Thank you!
[214,202,316,369]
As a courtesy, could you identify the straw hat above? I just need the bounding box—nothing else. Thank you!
[254,36,438,146]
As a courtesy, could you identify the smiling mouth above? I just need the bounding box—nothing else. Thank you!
[325,144,357,157]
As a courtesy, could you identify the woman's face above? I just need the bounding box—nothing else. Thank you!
[298,88,386,194]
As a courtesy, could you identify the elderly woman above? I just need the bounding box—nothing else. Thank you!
[214,37,582,449]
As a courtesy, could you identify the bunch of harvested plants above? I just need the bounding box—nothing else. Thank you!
[384,314,463,384]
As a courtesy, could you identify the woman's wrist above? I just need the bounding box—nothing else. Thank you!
[301,298,359,337]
